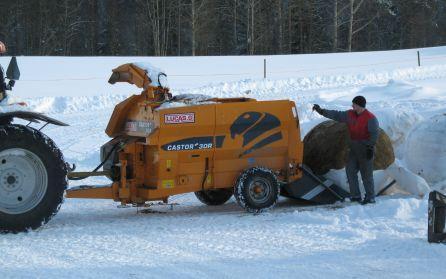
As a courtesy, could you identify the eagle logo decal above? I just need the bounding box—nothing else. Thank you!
[230,111,282,157]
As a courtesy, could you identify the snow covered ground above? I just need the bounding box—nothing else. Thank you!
[1,47,446,278]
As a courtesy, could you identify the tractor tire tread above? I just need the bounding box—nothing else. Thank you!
[0,124,67,233]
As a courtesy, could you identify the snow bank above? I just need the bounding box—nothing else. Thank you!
[25,94,129,114]
[0,94,30,112]
[0,104,29,113]
[372,108,423,157]
[175,64,446,101]
[359,79,446,102]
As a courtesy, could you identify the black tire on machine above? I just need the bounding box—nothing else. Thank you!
[0,125,67,233]
[234,167,280,213]
[195,188,233,206]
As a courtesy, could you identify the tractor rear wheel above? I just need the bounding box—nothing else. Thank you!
[0,125,67,233]
[234,167,280,213]
[195,188,233,206]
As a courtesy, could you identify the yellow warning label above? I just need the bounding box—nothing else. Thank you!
[162,179,175,189]
[166,160,172,168]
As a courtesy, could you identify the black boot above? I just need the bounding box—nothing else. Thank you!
[350,197,362,203]
[361,197,376,205]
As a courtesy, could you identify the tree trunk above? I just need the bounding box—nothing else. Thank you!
[333,0,338,52]
[191,0,196,56]
[96,0,109,55]
[249,0,255,55]
[299,4,303,53]
[119,0,137,55]
[178,0,181,56]
[278,0,283,53]
[288,3,292,53]
[233,0,237,52]
[348,0,354,52]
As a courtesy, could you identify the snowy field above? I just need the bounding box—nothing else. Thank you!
[1,47,446,278]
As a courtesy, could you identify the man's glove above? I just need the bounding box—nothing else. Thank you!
[8,80,15,88]
[312,104,323,115]
[366,145,374,160]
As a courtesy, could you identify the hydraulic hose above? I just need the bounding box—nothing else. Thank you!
[68,142,120,180]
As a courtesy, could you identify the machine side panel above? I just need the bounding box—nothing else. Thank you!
[156,105,216,193]
[213,100,294,188]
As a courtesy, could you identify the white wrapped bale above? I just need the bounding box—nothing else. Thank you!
[404,114,446,186]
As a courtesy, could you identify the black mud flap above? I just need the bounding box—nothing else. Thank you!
[428,191,446,243]
[281,165,349,204]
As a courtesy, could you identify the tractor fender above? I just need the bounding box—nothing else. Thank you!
[0,111,68,126]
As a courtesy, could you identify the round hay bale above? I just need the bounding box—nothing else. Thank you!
[303,120,395,175]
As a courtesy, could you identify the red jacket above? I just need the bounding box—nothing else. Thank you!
[347,109,376,141]
[321,108,379,146]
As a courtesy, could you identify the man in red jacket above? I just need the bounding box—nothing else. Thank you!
[313,96,379,205]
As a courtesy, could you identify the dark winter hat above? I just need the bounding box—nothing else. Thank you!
[352,95,366,108]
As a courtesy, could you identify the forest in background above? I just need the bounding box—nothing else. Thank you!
[1,0,445,56]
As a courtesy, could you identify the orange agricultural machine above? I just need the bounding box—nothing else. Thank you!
[0,62,348,233]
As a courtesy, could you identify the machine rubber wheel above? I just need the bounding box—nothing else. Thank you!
[0,125,67,233]
[195,188,233,206]
[234,167,280,213]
